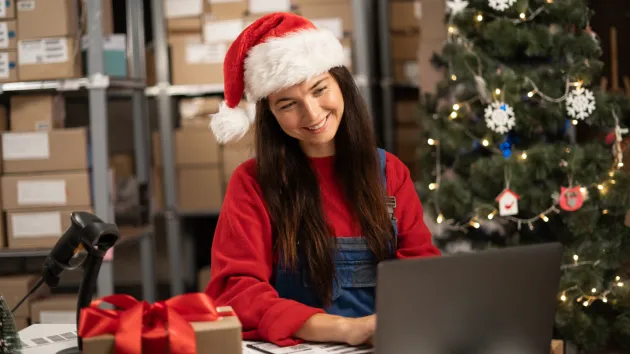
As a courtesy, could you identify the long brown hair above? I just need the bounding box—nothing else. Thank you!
[254,66,395,306]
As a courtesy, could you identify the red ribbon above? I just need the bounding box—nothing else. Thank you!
[79,293,233,354]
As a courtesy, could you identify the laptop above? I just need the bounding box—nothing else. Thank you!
[374,242,564,354]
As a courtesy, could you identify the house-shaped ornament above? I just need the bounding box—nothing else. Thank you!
[495,188,520,216]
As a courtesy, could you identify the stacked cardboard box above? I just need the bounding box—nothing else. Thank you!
[0,0,18,82]
[151,96,254,212]
[418,0,448,93]
[0,93,93,249]
[390,1,421,86]
[0,274,50,330]
[30,294,78,324]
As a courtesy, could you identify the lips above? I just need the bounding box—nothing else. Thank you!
[307,114,329,131]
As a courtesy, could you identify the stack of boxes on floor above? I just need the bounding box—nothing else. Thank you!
[390,1,421,87]
[0,0,116,331]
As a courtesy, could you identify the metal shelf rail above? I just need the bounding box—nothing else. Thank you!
[0,0,157,303]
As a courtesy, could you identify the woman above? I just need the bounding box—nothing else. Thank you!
[206,12,440,347]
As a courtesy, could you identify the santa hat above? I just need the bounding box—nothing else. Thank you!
[209,12,347,143]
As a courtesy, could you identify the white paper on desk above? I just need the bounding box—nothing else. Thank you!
[19,324,78,353]
[243,340,373,354]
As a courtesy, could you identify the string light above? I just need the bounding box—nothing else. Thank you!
[451,74,457,81]
[428,138,436,146]
[436,213,444,224]
[453,104,460,111]
[495,88,501,95]
[450,111,458,119]
[527,91,535,97]
[541,214,549,222]
[520,152,528,160]
[572,119,578,125]
[476,14,483,22]
[429,183,438,190]
[519,13,526,19]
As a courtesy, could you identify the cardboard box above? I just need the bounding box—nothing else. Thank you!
[165,0,203,19]
[152,129,220,166]
[154,166,223,211]
[179,96,221,128]
[294,1,353,39]
[10,94,65,132]
[0,274,50,317]
[1,171,91,210]
[207,0,247,20]
[0,20,17,50]
[6,206,93,249]
[1,127,88,174]
[13,316,29,330]
[198,266,210,292]
[203,17,245,43]
[390,1,421,32]
[550,340,564,354]
[419,0,447,41]
[222,134,254,182]
[81,306,242,354]
[30,294,78,324]
[170,38,227,85]
[391,33,419,61]
[0,0,15,19]
[167,16,203,36]
[0,50,18,82]
[248,0,291,14]
[16,0,79,40]
[393,61,419,87]
[0,104,8,132]
[17,37,82,81]
[396,101,419,124]
[419,37,445,94]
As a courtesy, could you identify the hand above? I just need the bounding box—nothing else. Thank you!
[340,315,376,346]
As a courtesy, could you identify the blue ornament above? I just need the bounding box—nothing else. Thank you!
[500,104,508,111]
[500,141,512,158]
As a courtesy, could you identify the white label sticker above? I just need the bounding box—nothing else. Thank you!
[2,132,50,160]
[414,1,422,19]
[311,18,343,39]
[165,0,203,18]
[185,42,227,64]
[403,61,419,83]
[18,38,69,65]
[17,0,35,11]
[203,19,244,43]
[17,180,67,206]
[12,212,62,238]
[0,0,5,17]
[39,311,76,324]
[0,52,10,79]
[0,22,9,48]
[248,0,290,14]
[81,34,126,51]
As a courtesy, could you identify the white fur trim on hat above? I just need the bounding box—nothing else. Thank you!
[243,28,346,101]
[209,101,256,144]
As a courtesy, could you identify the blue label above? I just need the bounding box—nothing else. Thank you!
[5,1,9,7]
[8,30,14,38]
[9,62,15,69]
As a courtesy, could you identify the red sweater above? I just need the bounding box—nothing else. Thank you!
[205,152,440,346]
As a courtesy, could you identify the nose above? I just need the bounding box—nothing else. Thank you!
[302,96,321,120]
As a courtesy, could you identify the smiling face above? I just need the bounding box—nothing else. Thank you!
[267,72,344,158]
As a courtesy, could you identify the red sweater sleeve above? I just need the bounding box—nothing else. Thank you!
[385,152,442,259]
[205,160,324,346]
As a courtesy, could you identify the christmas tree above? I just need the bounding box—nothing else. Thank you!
[0,296,22,354]
[415,0,630,351]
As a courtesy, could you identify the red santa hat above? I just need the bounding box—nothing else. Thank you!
[209,12,347,143]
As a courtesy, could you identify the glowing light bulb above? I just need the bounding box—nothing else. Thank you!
[427,138,436,145]
[448,26,456,34]
[429,183,438,190]
[495,88,501,95]
[546,0,553,3]
[611,179,616,184]
[541,214,549,222]
[521,152,528,160]
[453,104,460,111]
[602,209,609,215]
[476,14,483,21]
[609,171,615,177]
[482,139,489,147]
[487,212,495,220]
[572,119,578,125]
[437,214,444,224]
[451,74,457,81]
[519,13,526,19]
[597,184,604,190]
[527,91,535,97]
[472,221,480,229]
[603,297,608,303]
[450,111,458,119]
[583,301,589,307]
[618,162,624,168]
[560,294,567,302]
[591,288,597,293]
[573,254,579,261]
[616,276,621,281]
[618,282,625,287]
[579,187,586,194]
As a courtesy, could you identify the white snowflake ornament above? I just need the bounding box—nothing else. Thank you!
[488,0,516,11]
[484,101,516,134]
[566,87,596,120]
[447,0,469,15]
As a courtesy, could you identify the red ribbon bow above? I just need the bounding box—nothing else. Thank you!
[79,293,232,354]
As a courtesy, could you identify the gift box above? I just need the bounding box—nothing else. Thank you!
[79,293,242,354]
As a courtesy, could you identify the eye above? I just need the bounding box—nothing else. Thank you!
[279,102,295,111]
[313,86,327,96]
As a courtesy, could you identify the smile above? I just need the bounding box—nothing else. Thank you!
[305,113,330,133]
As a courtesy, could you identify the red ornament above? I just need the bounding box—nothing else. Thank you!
[559,186,584,211]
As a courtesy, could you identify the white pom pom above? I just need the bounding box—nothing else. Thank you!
[209,101,255,144]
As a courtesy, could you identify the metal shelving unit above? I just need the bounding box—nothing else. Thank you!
[0,0,157,303]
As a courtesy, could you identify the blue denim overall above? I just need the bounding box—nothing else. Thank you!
[273,148,398,318]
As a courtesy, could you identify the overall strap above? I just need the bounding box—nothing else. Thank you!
[377,148,399,249]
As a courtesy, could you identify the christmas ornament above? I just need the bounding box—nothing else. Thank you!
[447,0,469,15]
[566,87,596,120]
[488,0,516,12]
[496,188,520,216]
[559,186,584,211]
[484,101,516,134]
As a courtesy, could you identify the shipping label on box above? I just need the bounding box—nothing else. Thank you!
[0,51,17,82]
[203,18,244,43]
[248,0,290,14]
[0,20,17,49]
[18,180,67,205]
[0,171,91,209]
[186,42,227,64]
[2,132,50,160]
[11,211,63,238]
[0,0,15,19]
[166,0,203,18]
[19,38,69,65]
